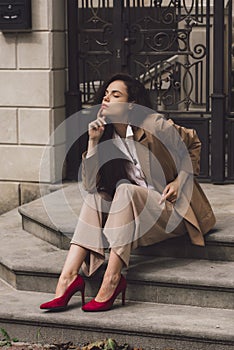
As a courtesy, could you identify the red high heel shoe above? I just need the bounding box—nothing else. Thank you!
[40,275,85,311]
[82,274,127,312]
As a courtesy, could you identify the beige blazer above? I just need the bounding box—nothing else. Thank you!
[82,114,216,246]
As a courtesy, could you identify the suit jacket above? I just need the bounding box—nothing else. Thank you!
[82,113,216,246]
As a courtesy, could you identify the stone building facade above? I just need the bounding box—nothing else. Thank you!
[0,0,67,214]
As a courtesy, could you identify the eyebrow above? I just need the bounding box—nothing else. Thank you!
[105,89,124,95]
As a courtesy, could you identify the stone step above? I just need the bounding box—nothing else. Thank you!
[19,183,234,261]
[1,210,234,310]
[0,209,66,292]
[0,279,233,350]
[19,183,84,250]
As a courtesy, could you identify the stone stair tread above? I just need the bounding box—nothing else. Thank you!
[18,183,234,245]
[127,255,234,289]
[0,209,66,274]
[0,217,234,289]
[0,279,233,345]
[205,215,234,243]
[1,210,234,292]
[19,183,83,234]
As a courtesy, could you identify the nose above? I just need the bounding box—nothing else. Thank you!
[103,93,110,102]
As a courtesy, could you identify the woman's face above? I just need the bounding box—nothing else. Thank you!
[100,80,130,122]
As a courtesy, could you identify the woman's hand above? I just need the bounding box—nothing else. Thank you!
[88,109,106,142]
[159,178,179,204]
[86,110,106,158]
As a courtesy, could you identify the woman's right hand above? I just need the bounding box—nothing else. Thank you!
[88,109,106,142]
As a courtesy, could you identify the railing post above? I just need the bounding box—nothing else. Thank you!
[112,0,123,72]
[211,0,226,183]
[65,0,82,180]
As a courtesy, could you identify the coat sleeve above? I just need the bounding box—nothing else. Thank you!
[168,120,202,176]
[146,114,202,176]
[82,150,99,193]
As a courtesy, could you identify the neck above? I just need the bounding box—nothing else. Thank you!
[113,123,128,138]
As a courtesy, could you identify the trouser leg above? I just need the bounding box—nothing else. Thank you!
[103,183,186,268]
[71,192,111,276]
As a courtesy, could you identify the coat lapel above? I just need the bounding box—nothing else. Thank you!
[133,128,154,188]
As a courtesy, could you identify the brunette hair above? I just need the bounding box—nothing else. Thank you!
[94,73,153,141]
[93,73,152,198]
[93,73,152,109]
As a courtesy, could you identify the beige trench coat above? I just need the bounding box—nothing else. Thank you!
[82,113,216,247]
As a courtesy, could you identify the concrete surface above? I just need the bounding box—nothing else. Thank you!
[0,183,234,349]
[0,279,234,350]
[19,184,234,263]
[0,208,234,309]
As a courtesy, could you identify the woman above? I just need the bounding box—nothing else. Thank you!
[40,73,216,312]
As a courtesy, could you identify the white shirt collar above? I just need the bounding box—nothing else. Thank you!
[126,124,134,138]
[112,126,134,163]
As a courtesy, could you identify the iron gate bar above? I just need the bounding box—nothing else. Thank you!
[205,0,210,112]
[65,0,82,180]
[227,118,234,180]
[211,0,225,183]
[226,0,234,181]
[227,0,233,116]
[112,0,123,72]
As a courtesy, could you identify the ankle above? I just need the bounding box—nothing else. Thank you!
[103,272,121,287]
[94,273,122,302]
[60,273,77,285]
[56,273,78,297]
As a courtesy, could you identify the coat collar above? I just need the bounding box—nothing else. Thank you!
[132,126,146,143]
[132,127,154,186]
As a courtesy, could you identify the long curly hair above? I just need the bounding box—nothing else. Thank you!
[92,73,153,198]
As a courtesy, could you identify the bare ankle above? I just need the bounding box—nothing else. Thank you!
[103,272,121,287]
[56,273,77,297]
[61,273,77,283]
[95,273,121,302]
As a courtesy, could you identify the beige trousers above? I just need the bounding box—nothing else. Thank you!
[71,183,187,276]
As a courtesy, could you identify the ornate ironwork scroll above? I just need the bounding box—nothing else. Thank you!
[67,0,233,182]
[78,1,117,103]
[78,1,211,112]
[124,0,210,112]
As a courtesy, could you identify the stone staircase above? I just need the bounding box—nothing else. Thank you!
[0,183,234,349]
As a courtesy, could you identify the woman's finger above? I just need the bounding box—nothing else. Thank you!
[89,117,106,129]
[159,185,176,204]
[89,121,103,131]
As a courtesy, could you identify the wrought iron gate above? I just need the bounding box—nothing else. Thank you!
[66,0,234,183]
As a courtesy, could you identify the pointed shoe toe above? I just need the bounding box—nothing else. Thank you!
[40,297,68,311]
[40,275,85,311]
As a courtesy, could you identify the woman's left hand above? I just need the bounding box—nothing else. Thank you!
[159,178,179,204]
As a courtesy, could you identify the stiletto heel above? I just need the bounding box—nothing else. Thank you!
[81,288,85,306]
[82,274,127,312]
[122,289,126,306]
[40,275,85,311]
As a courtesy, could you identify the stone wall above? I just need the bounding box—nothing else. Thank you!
[0,0,67,214]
